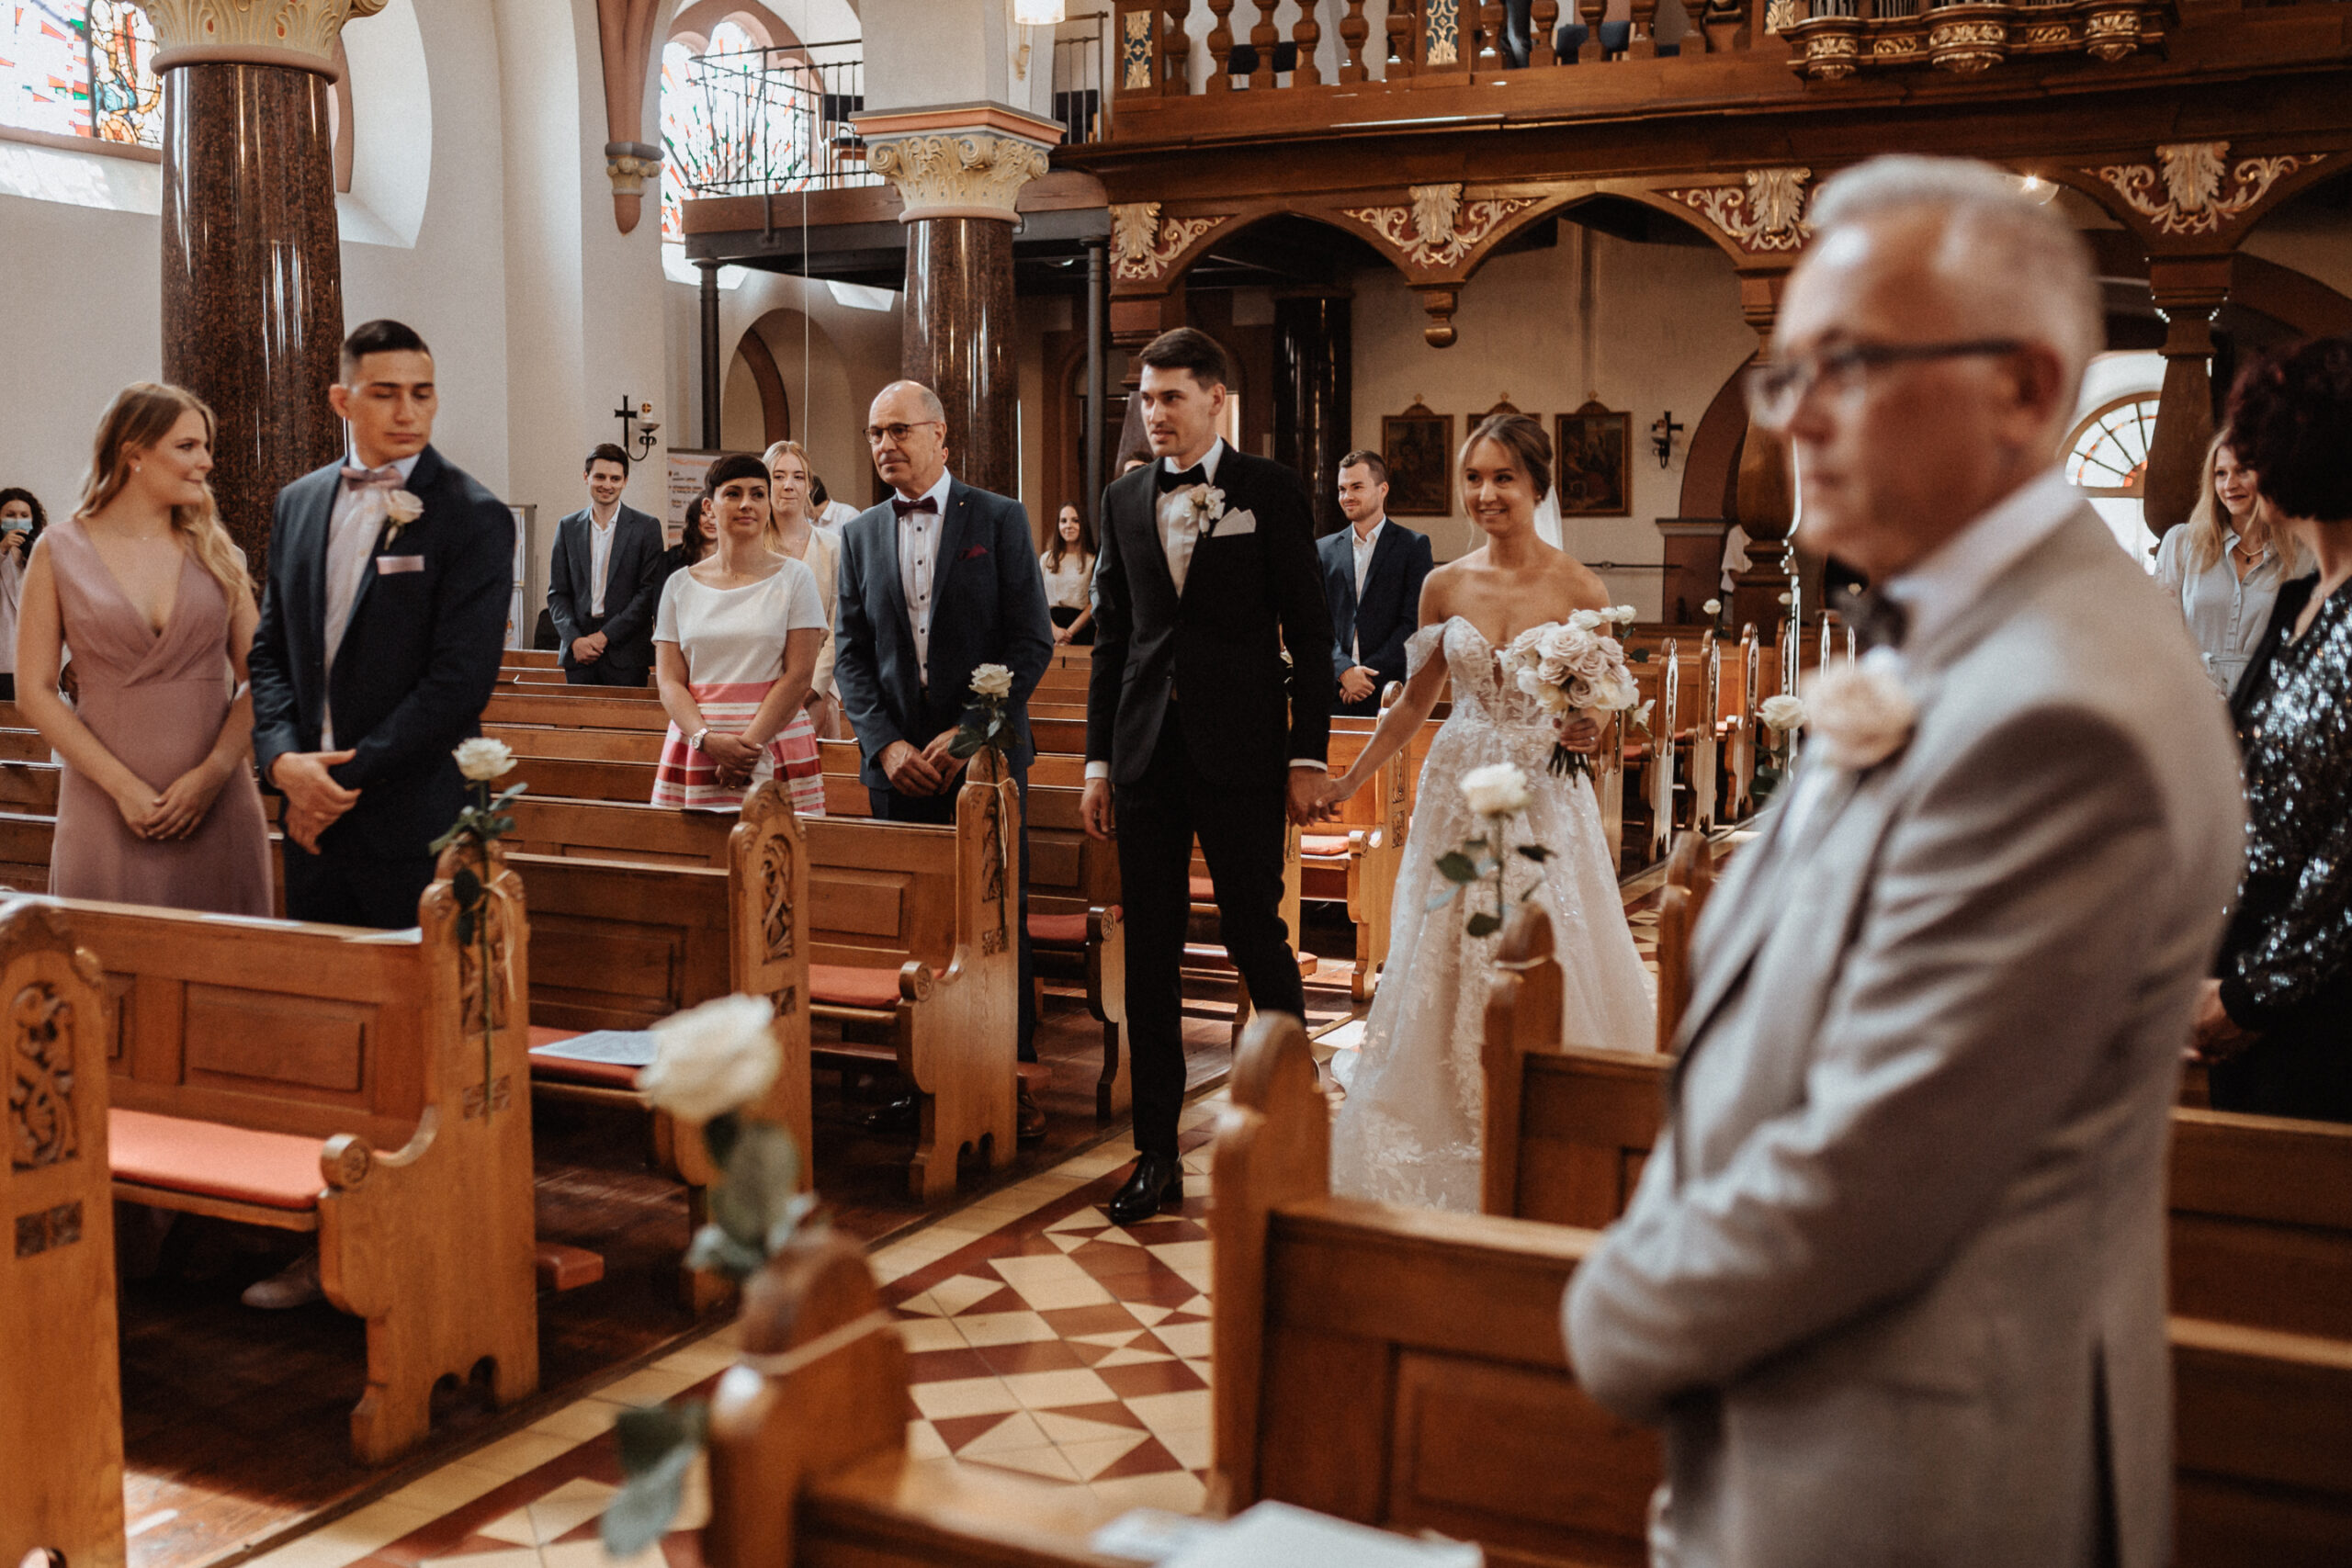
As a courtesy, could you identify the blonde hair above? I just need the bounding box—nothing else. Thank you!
[2179,434,2289,575]
[76,383,251,603]
[762,438,813,548]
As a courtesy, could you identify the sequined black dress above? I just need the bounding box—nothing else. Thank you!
[2216,573,2352,1122]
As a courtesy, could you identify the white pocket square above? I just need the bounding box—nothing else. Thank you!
[1210,509,1257,537]
[375,555,424,574]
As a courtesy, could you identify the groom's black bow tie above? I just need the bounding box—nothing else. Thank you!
[1843,584,1909,653]
[890,494,938,519]
[1156,464,1208,494]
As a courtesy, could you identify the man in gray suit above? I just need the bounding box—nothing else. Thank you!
[548,444,664,685]
[1564,158,2245,1568]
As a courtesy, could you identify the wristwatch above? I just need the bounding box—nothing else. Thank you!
[689,728,710,753]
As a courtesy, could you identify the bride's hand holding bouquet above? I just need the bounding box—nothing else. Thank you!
[1502,607,1641,777]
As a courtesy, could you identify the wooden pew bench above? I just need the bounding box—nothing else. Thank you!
[81,847,539,1463]
[3,902,128,1568]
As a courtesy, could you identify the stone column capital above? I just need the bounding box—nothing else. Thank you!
[854,107,1063,223]
[135,0,389,77]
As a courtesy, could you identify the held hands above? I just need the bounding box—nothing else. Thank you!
[571,632,606,664]
[1286,766,1334,827]
[269,750,360,853]
[918,725,968,793]
[703,731,762,789]
[881,738,947,797]
[1053,626,1074,647]
[2188,977,2257,1064]
[1339,666,1377,705]
[146,761,232,841]
[1555,714,1602,754]
[1306,771,1358,823]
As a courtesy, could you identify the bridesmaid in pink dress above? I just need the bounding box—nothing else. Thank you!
[14,384,272,915]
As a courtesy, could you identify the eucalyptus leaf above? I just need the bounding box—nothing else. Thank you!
[603,1438,699,1556]
[701,1110,742,1171]
[947,731,984,760]
[684,1223,765,1280]
[1434,852,1479,885]
[615,1399,708,1476]
[1466,911,1501,938]
[1517,844,1553,862]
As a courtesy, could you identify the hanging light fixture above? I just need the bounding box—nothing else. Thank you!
[1014,0,1066,24]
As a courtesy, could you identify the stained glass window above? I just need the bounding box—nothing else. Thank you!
[2064,393,2159,497]
[662,20,844,245]
[2,1,160,148]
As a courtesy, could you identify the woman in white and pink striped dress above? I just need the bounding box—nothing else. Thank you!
[650,453,827,813]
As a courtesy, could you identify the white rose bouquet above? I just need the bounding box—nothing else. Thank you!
[431,739,529,1108]
[1430,762,1552,939]
[1499,609,1643,779]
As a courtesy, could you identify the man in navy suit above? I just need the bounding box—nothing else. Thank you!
[834,379,1056,1139]
[1319,449,1434,717]
[547,443,664,685]
[250,319,515,932]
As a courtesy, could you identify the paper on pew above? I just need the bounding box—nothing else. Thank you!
[1091,1502,1481,1566]
[528,1028,660,1066]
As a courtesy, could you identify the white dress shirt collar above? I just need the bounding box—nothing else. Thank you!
[896,468,956,514]
[1162,438,1227,487]
[348,448,423,484]
[588,499,620,529]
[1882,467,2075,657]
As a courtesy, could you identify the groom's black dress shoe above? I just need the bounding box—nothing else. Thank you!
[1107,1153,1185,1226]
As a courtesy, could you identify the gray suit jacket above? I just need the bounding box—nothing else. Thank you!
[1565,508,2244,1568]
[547,502,663,671]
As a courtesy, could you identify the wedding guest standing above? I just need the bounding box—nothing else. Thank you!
[765,439,842,739]
[547,443,663,686]
[0,487,48,700]
[250,319,515,931]
[1319,449,1433,716]
[644,488,718,596]
[16,384,270,913]
[650,453,827,814]
[809,470,859,533]
[2154,434,2290,699]
[1041,503,1095,646]
[2193,336,2352,1123]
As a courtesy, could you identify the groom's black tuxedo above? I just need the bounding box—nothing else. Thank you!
[1087,441,1334,1158]
[251,445,514,927]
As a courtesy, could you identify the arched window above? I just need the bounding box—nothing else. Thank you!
[662,18,814,244]
[1,1,161,148]
[2064,393,2161,498]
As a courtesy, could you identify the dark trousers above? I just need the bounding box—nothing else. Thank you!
[869,769,1037,1064]
[283,845,438,930]
[561,617,650,686]
[1115,712,1302,1156]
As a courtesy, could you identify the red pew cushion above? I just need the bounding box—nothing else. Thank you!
[109,1109,325,1212]
[1028,912,1089,947]
[810,963,935,1010]
[1301,834,1350,857]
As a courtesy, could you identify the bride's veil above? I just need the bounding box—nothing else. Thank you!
[1532,486,1565,550]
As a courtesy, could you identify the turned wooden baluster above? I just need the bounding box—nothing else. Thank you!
[1248,0,1280,86]
[1205,0,1237,88]
[1477,0,1506,65]
[1162,0,1191,92]
[1629,0,1659,54]
[1387,0,1419,76]
[1532,0,1560,62]
[1338,0,1371,79]
[1292,0,1323,85]
[1578,0,1607,59]
[1680,0,1709,52]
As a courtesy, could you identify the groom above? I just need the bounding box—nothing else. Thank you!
[1081,327,1335,1225]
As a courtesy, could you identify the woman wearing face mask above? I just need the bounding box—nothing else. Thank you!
[0,487,48,701]
[2154,435,2293,700]
[15,384,272,912]
[764,440,842,739]
[651,454,828,813]
[1040,503,1096,647]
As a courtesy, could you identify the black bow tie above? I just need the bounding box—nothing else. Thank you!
[891,495,938,519]
[1156,464,1208,494]
[1843,585,1909,653]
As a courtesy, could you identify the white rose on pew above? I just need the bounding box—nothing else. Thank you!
[454,737,515,782]
[1461,761,1532,819]
[1612,605,1637,624]
[640,993,780,1122]
[1758,694,1807,734]
[1807,651,1917,772]
[969,663,1014,701]
[1702,598,1722,616]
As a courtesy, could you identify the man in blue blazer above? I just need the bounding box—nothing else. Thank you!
[1320,449,1434,717]
[547,443,664,685]
[835,379,1056,1139]
[250,319,515,931]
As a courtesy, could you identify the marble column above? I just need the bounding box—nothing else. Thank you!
[860,110,1062,501]
[140,0,384,577]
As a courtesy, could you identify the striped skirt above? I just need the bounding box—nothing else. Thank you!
[651,680,825,814]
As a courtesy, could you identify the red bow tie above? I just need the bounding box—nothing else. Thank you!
[891,495,938,518]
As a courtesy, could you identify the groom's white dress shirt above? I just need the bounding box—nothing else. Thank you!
[586,499,619,616]
[323,449,422,748]
[896,468,955,687]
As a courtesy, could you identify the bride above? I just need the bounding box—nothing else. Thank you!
[1316,412,1657,1212]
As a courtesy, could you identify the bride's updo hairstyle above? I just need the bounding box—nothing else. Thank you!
[1459,412,1554,508]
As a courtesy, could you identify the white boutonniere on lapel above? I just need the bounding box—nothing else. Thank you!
[1808,649,1917,772]
[1191,485,1227,534]
[382,489,425,542]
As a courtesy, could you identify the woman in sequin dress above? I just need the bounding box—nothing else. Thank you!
[2193,336,2352,1122]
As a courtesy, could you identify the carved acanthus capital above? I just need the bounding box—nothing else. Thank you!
[2088,142,2326,239]
[867,130,1053,223]
[1340,184,1537,271]
[133,0,389,76]
[1668,167,1813,254]
[1111,202,1230,283]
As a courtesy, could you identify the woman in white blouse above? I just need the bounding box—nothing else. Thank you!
[2154,436,2294,700]
[1040,503,1095,646]
[763,439,842,738]
[0,488,44,701]
[652,453,828,813]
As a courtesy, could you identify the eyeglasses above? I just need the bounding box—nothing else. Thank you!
[865,420,944,447]
[1744,338,2030,432]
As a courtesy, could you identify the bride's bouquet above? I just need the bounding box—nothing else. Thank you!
[1500,609,1643,779]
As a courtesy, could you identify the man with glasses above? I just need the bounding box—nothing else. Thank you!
[834,380,1056,1144]
[1565,157,2244,1567]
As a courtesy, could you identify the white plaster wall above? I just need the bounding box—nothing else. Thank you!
[1349,221,1757,617]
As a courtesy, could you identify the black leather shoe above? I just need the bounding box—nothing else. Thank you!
[864,1094,919,1134]
[1017,1082,1047,1145]
[1107,1153,1184,1226]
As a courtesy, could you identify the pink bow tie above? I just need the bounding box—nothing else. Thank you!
[342,465,401,489]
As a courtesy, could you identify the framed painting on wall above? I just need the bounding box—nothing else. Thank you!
[1382,401,1453,516]
[1555,401,1631,517]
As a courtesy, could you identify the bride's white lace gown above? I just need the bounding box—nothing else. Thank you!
[1330,616,1657,1212]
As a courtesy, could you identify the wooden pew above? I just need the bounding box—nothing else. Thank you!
[1211,1013,1658,1563]
[82,844,537,1463]
[1654,831,1715,1052]
[1300,682,1408,1003]
[2,901,128,1568]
